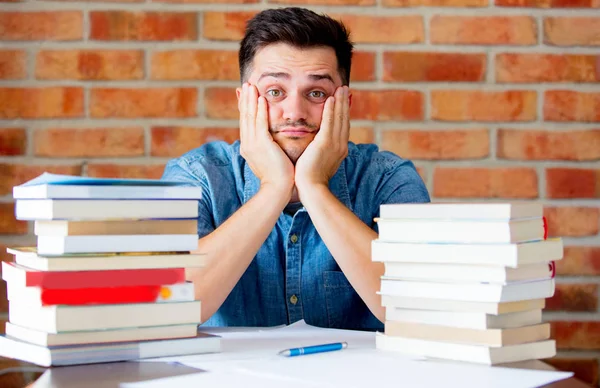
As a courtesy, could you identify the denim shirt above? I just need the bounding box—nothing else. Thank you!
[161,140,430,331]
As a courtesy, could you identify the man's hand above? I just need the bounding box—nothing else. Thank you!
[239,83,295,195]
[295,86,350,197]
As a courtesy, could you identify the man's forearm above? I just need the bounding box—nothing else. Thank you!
[299,184,385,322]
[188,184,290,323]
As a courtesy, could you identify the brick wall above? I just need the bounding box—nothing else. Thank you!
[0,0,599,384]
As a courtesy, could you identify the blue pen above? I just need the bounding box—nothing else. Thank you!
[278,342,348,357]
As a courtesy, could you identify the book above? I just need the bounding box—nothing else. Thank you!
[375,334,556,365]
[379,296,545,315]
[5,322,199,347]
[384,322,551,347]
[14,184,202,200]
[2,262,186,289]
[7,282,195,307]
[15,172,190,187]
[382,262,553,284]
[376,218,546,244]
[384,308,542,330]
[9,301,202,333]
[34,219,198,236]
[36,234,199,255]
[0,331,220,367]
[379,278,555,303]
[379,202,543,220]
[372,239,563,268]
[7,247,208,271]
[15,199,199,221]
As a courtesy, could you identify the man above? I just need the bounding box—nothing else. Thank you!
[162,7,430,331]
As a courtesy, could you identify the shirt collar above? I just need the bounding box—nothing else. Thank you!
[242,160,352,212]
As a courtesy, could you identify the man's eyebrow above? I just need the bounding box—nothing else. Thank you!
[257,72,290,82]
[308,74,335,84]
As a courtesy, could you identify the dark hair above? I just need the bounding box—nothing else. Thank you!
[239,7,354,85]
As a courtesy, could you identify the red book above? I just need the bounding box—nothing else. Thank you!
[8,282,195,306]
[2,262,185,289]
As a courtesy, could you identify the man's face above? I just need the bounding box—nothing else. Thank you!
[237,43,343,164]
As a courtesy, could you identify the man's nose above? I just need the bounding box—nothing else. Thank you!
[281,93,309,123]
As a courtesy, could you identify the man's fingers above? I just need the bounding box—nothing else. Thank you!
[319,95,335,144]
[256,96,269,139]
[247,84,258,136]
[239,83,248,144]
[332,86,344,142]
[341,86,350,144]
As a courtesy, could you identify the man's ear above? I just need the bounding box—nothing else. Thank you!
[236,87,242,112]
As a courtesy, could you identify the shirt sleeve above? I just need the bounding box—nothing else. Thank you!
[161,158,216,238]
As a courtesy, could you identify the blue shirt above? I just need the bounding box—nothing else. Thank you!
[161,141,430,331]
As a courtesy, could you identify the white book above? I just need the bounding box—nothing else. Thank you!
[379,278,555,303]
[379,202,543,220]
[376,333,556,365]
[7,247,207,272]
[37,234,199,255]
[15,199,198,221]
[5,322,199,347]
[13,184,202,200]
[34,219,198,236]
[379,295,545,315]
[9,301,202,333]
[0,331,220,367]
[376,218,545,244]
[385,308,542,330]
[382,262,552,284]
[372,239,563,268]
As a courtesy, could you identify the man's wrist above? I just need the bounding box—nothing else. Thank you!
[296,182,330,204]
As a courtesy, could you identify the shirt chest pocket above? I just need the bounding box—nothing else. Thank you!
[323,271,361,329]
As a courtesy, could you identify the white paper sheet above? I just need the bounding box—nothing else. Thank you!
[138,320,573,388]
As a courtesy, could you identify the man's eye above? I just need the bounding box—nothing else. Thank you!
[266,89,282,97]
[309,91,326,99]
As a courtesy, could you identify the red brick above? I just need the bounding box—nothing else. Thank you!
[544,17,600,46]
[497,129,600,161]
[545,359,599,387]
[433,167,538,198]
[384,0,486,5]
[0,87,84,119]
[204,88,238,119]
[351,52,376,82]
[333,15,424,44]
[545,91,600,122]
[558,246,600,276]
[151,50,238,81]
[350,127,374,144]
[546,168,600,199]
[270,0,373,5]
[151,127,240,157]
[431,90,536,122]
[34,128,145,157]
[384,52,486,82]
[544,207,599,237]
[546,283,598,312]
[90,11,197,41]
[430,16,537,45]
[90,88,197,118]
[381,129,489,159]
[202,12,424,44]
[0,128,26,156]
[0,244,9,267]
[202,11,256,41]
[0,203,27,235]
[552,321,600,350]
[498,0,599,6]
[0,11,83,41]
[36,50,144,80]
[496,54,600,83]
[87,164,165,180]
[351,90,424,121]
[0,164,83,195]
[0,50,26,79]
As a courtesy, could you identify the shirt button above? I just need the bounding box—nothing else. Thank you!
[290,234,298,244]
[290,295,298,305]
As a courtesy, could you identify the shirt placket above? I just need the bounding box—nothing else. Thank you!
[285,212,305,324]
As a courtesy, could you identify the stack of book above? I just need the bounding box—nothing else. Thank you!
[0,173,220,367]
[373,202,562,365]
